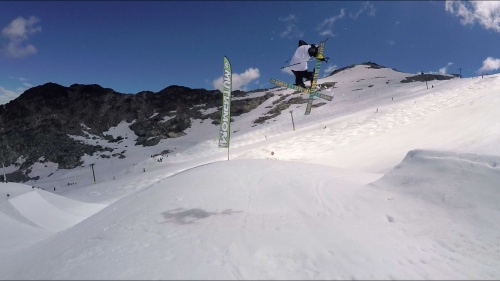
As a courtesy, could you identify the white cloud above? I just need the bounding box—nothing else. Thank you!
[213,68,261,92]
[1,16,42,58]
[439,62,454,74]
[350,1,376,20]
[0,86,22,105]
[318,9,346,37]
[0,76,31,104]
[445,0,500,32]
[323,64,338,76]
[479,57,500,73]
[9,75,31,85]
[278,14,303,39]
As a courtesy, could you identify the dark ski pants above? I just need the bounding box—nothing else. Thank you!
[292,70,314,87]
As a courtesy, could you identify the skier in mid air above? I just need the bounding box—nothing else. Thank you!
[288,40,327,88]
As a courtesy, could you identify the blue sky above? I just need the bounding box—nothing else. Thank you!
[1,1,500,104]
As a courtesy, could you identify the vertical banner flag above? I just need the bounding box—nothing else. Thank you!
[219,56,232,148]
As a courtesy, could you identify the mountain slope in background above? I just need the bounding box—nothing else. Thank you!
[0,63,452,184]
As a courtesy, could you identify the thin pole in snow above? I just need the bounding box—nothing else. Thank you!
[90,163,96,184]
[2,163,6,183]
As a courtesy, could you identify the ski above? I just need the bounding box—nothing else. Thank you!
[269,78,333,101]
[305,40,326,115]
[305,93,314,115]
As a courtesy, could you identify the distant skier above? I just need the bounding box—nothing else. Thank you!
[289,40,326,88]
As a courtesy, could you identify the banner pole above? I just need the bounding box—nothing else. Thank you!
[218,56,232,159]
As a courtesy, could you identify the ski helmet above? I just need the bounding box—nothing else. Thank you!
[308,44,318,57]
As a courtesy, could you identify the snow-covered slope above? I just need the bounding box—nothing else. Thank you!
[1,65,499,279]
[1,156,499,279]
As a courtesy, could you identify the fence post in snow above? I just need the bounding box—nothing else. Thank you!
[421,71,428,90]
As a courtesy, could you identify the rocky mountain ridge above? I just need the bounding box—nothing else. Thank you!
[0,82,275,181]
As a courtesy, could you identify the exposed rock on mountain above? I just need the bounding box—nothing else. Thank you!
[0,83,273,181]
[400,73,454,83]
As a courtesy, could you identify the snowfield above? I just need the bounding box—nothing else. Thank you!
[1,65,499,279]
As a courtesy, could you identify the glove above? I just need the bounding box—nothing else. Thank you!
[317,53,329,62]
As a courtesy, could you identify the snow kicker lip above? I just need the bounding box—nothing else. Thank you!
[9,189,107,232]
[370,149,500,209]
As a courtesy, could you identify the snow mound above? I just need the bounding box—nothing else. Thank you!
[371,149,500,212]
[369,150,500,278]
[0,183,37,225]
[0,212,52,257]
[0,160,386,279]
[3,159,499,279]
[9,189,107,232]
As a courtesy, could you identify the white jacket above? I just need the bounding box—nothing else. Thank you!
[289,45,311,71]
